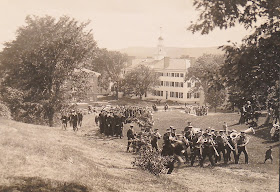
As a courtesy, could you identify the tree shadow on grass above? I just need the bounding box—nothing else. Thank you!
[0,176,90,192]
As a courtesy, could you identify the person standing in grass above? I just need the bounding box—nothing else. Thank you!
[127,125,135,152]
[236,131,250,164]
[264,146,273,164]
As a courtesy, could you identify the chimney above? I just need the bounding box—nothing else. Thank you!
[164,57,170,68]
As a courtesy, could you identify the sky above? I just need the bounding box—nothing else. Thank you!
[0,0,252,50]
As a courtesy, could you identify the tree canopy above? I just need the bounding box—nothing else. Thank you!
[188,0,280,108]
[186,54,226,110]
[122,65,159,99]
[89,48,128,99]
[0,15,97,126]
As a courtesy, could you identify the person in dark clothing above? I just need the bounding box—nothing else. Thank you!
[236,131,250,164]
[127,125,135,152]
[61,114,68,130]
[72,111,78,132]
[77,111,83,127]
[200,134,215,167]
[264,146,273,164]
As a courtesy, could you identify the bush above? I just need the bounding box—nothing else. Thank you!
[0,102,11,119]
[132,146,173,176]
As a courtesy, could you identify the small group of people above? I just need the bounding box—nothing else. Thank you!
[95,105,154,138]
[96,107,126,138]
[61,109,83,131]
[126,124,161,153]
[185,105,209,116]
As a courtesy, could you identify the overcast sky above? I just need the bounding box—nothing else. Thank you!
[0,0,252,50]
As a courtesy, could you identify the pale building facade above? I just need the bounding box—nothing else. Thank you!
[124,32,204,105]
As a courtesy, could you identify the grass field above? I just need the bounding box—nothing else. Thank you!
[0,105,279,192]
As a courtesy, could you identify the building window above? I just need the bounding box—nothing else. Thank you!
[175,73,180,77]
[180,82,184,87]
[161,91,163,96]
[161,81,163,86]
[171,73,174,77]
[170,92,174,97]
[194,93,200,98]
[180,73,184,77]
[175,92,179,98]
[171,82,175,87]
[165,81,169,86]
[179,92,183,98]
[195,82,199,87]
[187,93,192,99]
[175,82,179,87]
[187,82,191,87]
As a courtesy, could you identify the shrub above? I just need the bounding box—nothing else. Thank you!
[132,146,173,176]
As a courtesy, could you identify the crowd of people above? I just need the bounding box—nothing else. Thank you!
[125,120,259,173]
[61,101,276,175]
[95,105,154,138]
[185,105,209,116]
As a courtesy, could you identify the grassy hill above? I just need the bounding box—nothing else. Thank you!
[0,108,278,192]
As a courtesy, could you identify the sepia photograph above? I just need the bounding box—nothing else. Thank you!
[0,0,279,191]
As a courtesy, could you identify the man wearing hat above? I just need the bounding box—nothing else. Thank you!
[151,129,161,151]
[200,133,215,167]
[215,130,227,164]
[190,131,203,166]
[236,131,250,164]
[127,124,135,152]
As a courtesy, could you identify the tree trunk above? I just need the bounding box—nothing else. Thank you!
[47,106,55,127]
[115,82,119,100]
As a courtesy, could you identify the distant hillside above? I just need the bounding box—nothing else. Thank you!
[119,46,224,58]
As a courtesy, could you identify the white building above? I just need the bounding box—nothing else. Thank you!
[124,34,204,105]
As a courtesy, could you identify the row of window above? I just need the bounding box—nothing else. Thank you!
[154,90,163,96]
[160,81,184,87]
[187,92,200,98]
[159,81,199,88]
[187,82,199,88]
[157,72,184,77]
[154,91,200,99]
[170,92,184,98]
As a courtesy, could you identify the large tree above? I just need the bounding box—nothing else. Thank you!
[122,65,159,99]
[89,48,127,99]
[185,54,226,111]
[188,0,280,108]
[0,15,97,126]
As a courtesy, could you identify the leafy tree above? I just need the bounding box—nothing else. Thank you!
[186,54,226,111]
[122,65,159,99]
[188,0,280,109]
[89,48,127,99]
[0,15,97,126]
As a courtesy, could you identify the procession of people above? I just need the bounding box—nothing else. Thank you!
[60,101,277,174]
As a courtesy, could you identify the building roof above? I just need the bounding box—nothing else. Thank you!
[74,68,101,76]
[127,57,191,71]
